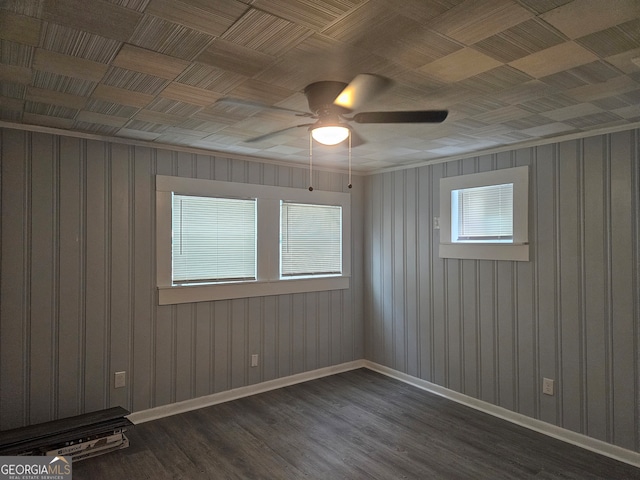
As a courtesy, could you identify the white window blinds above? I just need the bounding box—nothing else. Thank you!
[281,202,342,277]
[172,194,256,284]
[453,183,513,242]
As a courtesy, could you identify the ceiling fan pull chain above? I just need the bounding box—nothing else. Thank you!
[308,132,314,191]
[348,130,352,189]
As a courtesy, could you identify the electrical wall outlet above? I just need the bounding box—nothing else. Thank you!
[542,377,554,396]
[251,354,259,367]
[433,217,440,230]
[114,371,126,389]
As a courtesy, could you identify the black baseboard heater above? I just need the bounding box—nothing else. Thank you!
[0,407,133,462]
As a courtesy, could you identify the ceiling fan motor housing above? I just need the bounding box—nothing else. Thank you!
[304,81,350,116]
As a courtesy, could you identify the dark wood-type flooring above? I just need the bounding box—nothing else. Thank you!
[73,369,640,479]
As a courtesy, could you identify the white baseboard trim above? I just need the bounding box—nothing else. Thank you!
[128,360,366,425]
[364,361,640,469]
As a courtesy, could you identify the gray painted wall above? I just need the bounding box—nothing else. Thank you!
[0,127,364,430]
[363,129,640,451]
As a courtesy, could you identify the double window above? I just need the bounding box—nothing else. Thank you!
[439,166,529,261]
[156,176,350,304]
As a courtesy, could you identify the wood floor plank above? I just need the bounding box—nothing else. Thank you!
[73,369,640,479]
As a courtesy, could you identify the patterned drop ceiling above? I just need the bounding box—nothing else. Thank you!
[1,0,639,172]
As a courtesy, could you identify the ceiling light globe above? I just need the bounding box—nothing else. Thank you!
[311,126,349,145]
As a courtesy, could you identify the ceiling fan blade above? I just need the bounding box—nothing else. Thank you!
[216,98,313,117]
[245,124,313,143]
[333,74,392,111]
[352,110,448,124]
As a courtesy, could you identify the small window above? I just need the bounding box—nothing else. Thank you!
[451,183,513,243]
[172,194,256,284]
[281,202,342,277]
[439,166,529,261]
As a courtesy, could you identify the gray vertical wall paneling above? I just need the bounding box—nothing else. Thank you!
[277,295,291,378]
[405,170,419,378]
[262,296,277,382]
[514,147,535,419]
[363,129,640,452]
[417,166,431,381]
[132,146,153,411]
[29,133,55,424]
[110,143,133,410]
[583,135,608,442]
[393,171,406,373]
[0,129,28,429]
[610,130,636,448]
[84,140,107,413]
[535,144,558,425]
[213,300,229,394]
[57,136,82,419]
[291,293,305,375]
[558,139,582,435]
[431,163,446,387]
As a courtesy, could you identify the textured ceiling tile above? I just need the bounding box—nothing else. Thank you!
[516,0,572,15]
[175,63,245,93]
[112,45,191,80]
[73,120,120,135]
[397,0,464,23]
[196,39,276,77]
[458,65,532,94]
[145,0,246,36]
[605,47,640,74]
[541,0,640,39]
[0,64,32,84]
[33,48,109,82]
[25,100,78,118]
[472,18,566,63]
[518,93,579,113]
[509,41,598,78]
[227,79,295,105]
[575,19,640,58]
[321,0,392,44]
[102,66,169,94]
[122,119,168,133]
[39,22,121,63]
[116,128,162,140]
[133,109,184,126]
[23,112,74,129]
[429,0,533,44]
[0,39,35,67]
[146,97,202,116]
[32,70,96,95]
[105,0,150,12]
[253,0,364,31]
[0,81,25,100]
[0,95,24,111]
[26,86,88,109]
[563,111,624,129]
[222,8,312,56]
[42,0,142,42]
[160,82,221,106]
[541,102,604,121]
[419,48,502,82]
[85,98,139,116]
[519,121,575,136]
[0,0,45,17]
[76,110,129,127]
[128,14,214,60]
[565,75,640,102]
[92,84,154,107]
[474,105,530,123]
[0,11,41,46]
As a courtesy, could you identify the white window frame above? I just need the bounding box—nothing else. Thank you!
[156,175,351,305]
[439,166,529,261]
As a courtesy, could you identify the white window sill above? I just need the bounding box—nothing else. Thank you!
[158,276,350,305]
[439,243,529,261]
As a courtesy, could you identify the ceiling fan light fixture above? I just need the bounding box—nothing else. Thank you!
[311,125,350,145]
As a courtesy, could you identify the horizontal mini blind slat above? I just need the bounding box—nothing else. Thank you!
[281,202,341,276]
[457,183,513,240]
[172,194,256,283]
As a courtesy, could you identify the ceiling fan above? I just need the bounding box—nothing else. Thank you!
[217,74,449,146]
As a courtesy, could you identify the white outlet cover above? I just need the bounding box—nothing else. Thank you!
[114,371,126,389]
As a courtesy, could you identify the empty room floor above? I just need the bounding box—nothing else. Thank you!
[73,369,640,479]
